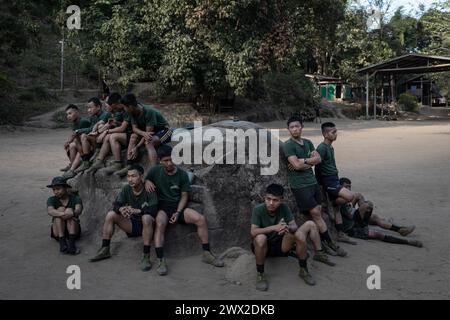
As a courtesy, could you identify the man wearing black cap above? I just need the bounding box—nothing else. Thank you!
[46,177,82,255]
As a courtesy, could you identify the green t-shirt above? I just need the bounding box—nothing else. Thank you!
[78,110,112,134]
[282,138,318,189]
[251,203,294,242]
[113,185,158,220]
[112,111,132,133]
[130,104,169,132]
[146,165,191,203]
[316,142,338,177]
[47,194,82,210]
[72,117,91,132]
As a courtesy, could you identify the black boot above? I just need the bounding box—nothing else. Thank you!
[59,237,68,253]
[67,234,80,255]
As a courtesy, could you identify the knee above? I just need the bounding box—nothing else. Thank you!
[305,220,317,231]
[130,134,139,142]
[106,211,117,222]
[295,230,306,243]
[254,234,267,248]
[53,217,63,224]
[310,208,322,220]
[195,214,206,226]
[142,215,154,226]
[156,217,167,228]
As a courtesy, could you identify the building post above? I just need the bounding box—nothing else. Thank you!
[366,73,369,119]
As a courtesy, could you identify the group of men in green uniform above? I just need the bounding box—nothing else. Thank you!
[250,114,422,291]
[46,99,422,289]
[46,93,224,273]
[61,93,172,179]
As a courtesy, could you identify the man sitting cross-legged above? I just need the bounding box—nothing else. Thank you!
[251,183,335,291]
[144,144,224,276]
[46,177,82,255]
[90,164,158,271]
[89,92,134,175]
[61,104,91,176]
[339,177,419,247]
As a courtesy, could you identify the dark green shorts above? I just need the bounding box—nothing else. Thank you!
[158,201,187,225]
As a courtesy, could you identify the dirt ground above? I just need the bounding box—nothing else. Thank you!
[1,119,449,299]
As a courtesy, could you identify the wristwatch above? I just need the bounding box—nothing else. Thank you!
[304,158,308,165]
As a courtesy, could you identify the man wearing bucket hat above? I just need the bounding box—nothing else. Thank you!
[46,177,82,255]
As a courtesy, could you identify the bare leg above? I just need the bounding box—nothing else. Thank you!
[97,134,112,161]
[66,219,79,235]
[110,133,127,161]
[141,215,155,246]
[154,211,168,248]
[145,136,161,166]
[253,234,268,266]
[309,205,327,233]
[183,208,209,244]
[52,218,65,238]
[102,211,133,240]
[70,153,81,171]
[369,213,392,229]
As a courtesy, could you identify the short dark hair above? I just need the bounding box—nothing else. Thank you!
[339,177,351,185]
[266,183,284,197]
[321,122,336,133]
[287,114,303,127]
[121,93,138,108]
[128,164,144,175]
[157,144,173,159]
[65,104,78,112]
[88,97,102,107]
[106,92,122,105]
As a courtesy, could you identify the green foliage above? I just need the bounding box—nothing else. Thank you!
[398,92,419,112]
[2,0,450,124]
[262,71,319,109]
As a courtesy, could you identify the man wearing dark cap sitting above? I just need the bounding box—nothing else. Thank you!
[46,177,83,255]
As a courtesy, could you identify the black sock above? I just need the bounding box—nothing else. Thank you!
[81,153,93,162]
[256,264,265,273]
[155,247,164,259]
[143,245,151,254]
[382,235,409,245]
[202,243,210,251]
[298,259,307,269]
[102,239,110,247]
[59,237,67,252]
[335,223,343,232]
[320,231,332,243]
[390,225,401,232]
[68,234,77,251]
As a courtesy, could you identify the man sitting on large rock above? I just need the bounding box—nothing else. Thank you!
[89,164,158,272]
[115,93,172,177]
[144,144,224,276]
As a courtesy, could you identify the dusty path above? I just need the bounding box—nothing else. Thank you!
[0,119,449,299]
